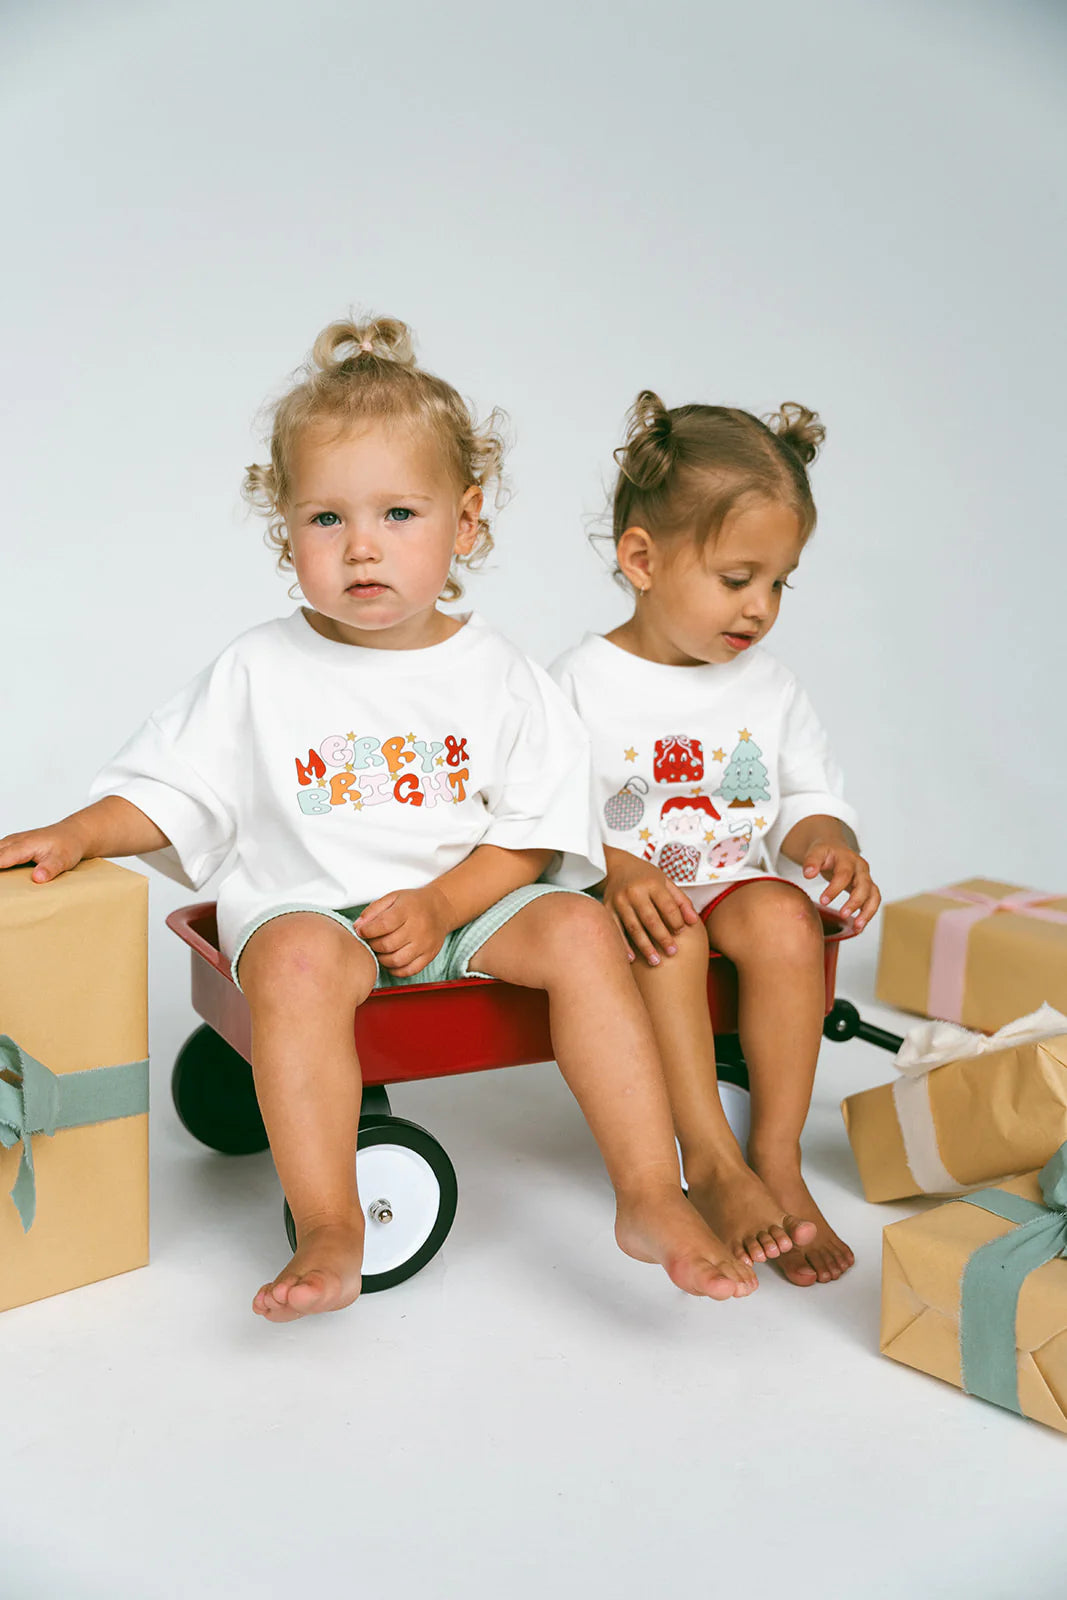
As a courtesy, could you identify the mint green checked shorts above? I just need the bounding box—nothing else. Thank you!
[230,881,581,993]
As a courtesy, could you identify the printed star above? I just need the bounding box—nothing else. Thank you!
[739,728,751,742]
[317,780,327,790]
[344,763,354,773]
[704,831,715,844]
[709,872,720,881]
[754,817,766,830]
[407,732,416,742]
[453,794,462,805]
[638,828,652,842]
[690,786,702,795]
[352,796,364,810]
[435,756,445,767]
[712,748,726,763]
[624,747,638,763]
[346,731,356,742]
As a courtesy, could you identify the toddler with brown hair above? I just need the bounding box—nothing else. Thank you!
[552,393,882,1285]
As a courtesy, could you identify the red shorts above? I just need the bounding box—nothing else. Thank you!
[691,874,808,924]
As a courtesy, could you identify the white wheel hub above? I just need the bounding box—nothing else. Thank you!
[356,1143,442,1275]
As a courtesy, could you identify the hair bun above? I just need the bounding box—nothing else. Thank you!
[613,389,677,491]
[310,315,417,372]
[765,402,825,466]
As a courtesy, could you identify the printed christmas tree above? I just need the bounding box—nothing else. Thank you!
[715,730,770,808]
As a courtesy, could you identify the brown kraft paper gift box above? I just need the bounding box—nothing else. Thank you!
[842,1032,1067,1203]
[881,1168,1067,1434]
[875,878,1067,1032]
[0,859,149,1312]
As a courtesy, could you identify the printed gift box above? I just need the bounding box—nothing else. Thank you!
[842,1006,1067,1202]
[881,1146,1067,1434]
[875,878,1067,1032]
[0,859,149,1313]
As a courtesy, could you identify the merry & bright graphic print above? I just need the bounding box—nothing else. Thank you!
[294,731,471,814]
[621,730,769,883]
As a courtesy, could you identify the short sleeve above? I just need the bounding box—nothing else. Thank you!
[480,662,605,889]
[88,663,240,891]
[764,682,859,867]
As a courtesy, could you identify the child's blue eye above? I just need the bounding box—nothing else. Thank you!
[386,507,414,523]
[312,512,340,527]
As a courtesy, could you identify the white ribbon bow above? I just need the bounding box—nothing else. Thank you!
[891,1003,1067,1193]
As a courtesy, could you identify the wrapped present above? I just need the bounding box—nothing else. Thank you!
[0,860,149,1313]
[842,1005,1067,1201]
[881,1145,1067,1433]
[875,878,1067,1031]
[659,842,701,883]
[654,736,704,785]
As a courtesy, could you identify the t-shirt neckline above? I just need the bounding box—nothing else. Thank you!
[282,607,484,673]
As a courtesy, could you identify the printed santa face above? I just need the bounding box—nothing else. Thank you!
[661,794,720,838]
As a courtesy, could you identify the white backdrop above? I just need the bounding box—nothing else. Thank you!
[3,0,1065,910]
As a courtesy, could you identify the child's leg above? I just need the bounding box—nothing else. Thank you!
[628,915,816,1266]
[704,883,855,1286]
[470,894,757,1300]
[237,913,378,1320]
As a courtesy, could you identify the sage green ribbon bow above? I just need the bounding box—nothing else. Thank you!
[959,1141,1067,1415]
[0,1034,149,1233]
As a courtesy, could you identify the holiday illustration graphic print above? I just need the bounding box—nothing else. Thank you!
[293,730,471,814]
[619,729,768,882]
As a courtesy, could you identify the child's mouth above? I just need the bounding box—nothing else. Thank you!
[724,632,755,650]
[346,583,388,599]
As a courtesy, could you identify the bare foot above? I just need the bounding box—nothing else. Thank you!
[615,1184,758,1300]
[750,1158,854,1287]
[685,1155,817,1268]
[252,1215,365,1321]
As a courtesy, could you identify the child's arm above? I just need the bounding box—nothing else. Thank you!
[601,843,701,967]
[779,814,881,931]
[354,844,555,979]
[0,797,171,884]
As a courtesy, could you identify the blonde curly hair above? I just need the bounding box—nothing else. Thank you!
[244,315,508,603]
[606,392,826,591]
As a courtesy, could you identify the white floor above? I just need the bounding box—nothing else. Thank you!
[6,928,1063,1600]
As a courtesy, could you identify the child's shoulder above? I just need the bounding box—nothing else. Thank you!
[547,631,607,685]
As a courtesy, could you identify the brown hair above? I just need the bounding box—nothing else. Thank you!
[609,391,825,587]
[244,315,508,602]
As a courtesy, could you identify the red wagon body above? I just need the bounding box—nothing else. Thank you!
[166,899,858,1086]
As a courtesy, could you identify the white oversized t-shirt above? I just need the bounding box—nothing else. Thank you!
[91,609,605,957]
[549,634,857,898]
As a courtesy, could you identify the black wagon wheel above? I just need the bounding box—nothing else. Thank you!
[283,1115,458,1294]
[171,1024,269,1155]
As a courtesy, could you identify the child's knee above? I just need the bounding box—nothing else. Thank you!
[239,914,376,1004]
[533,892,623,969]
[727,885,824,965]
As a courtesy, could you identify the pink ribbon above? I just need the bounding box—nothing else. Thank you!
[927,886,1067,1024]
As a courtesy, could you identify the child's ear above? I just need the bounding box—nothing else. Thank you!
[454,485,483,556]
[616,525,654,593]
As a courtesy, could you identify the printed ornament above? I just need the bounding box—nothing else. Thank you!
[603,777,649,832]
[707,824,752,873]
[714,731,770,809]
[654,735,704,786]
[660,842,702,883]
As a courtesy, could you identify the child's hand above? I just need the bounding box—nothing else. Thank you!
[802,840,881,931]
[602,853,701,966]
[0,821,88,883]
[354,885,454,979]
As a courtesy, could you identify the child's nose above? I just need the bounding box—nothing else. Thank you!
[345,524,382,562]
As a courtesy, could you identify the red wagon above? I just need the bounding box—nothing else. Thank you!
[167,901,901,1292]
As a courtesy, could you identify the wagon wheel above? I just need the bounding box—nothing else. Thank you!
[823,998,862,1042]
[171,1024,269,1155]
[283,1115,458,1294]
[714,1036,751,1154]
